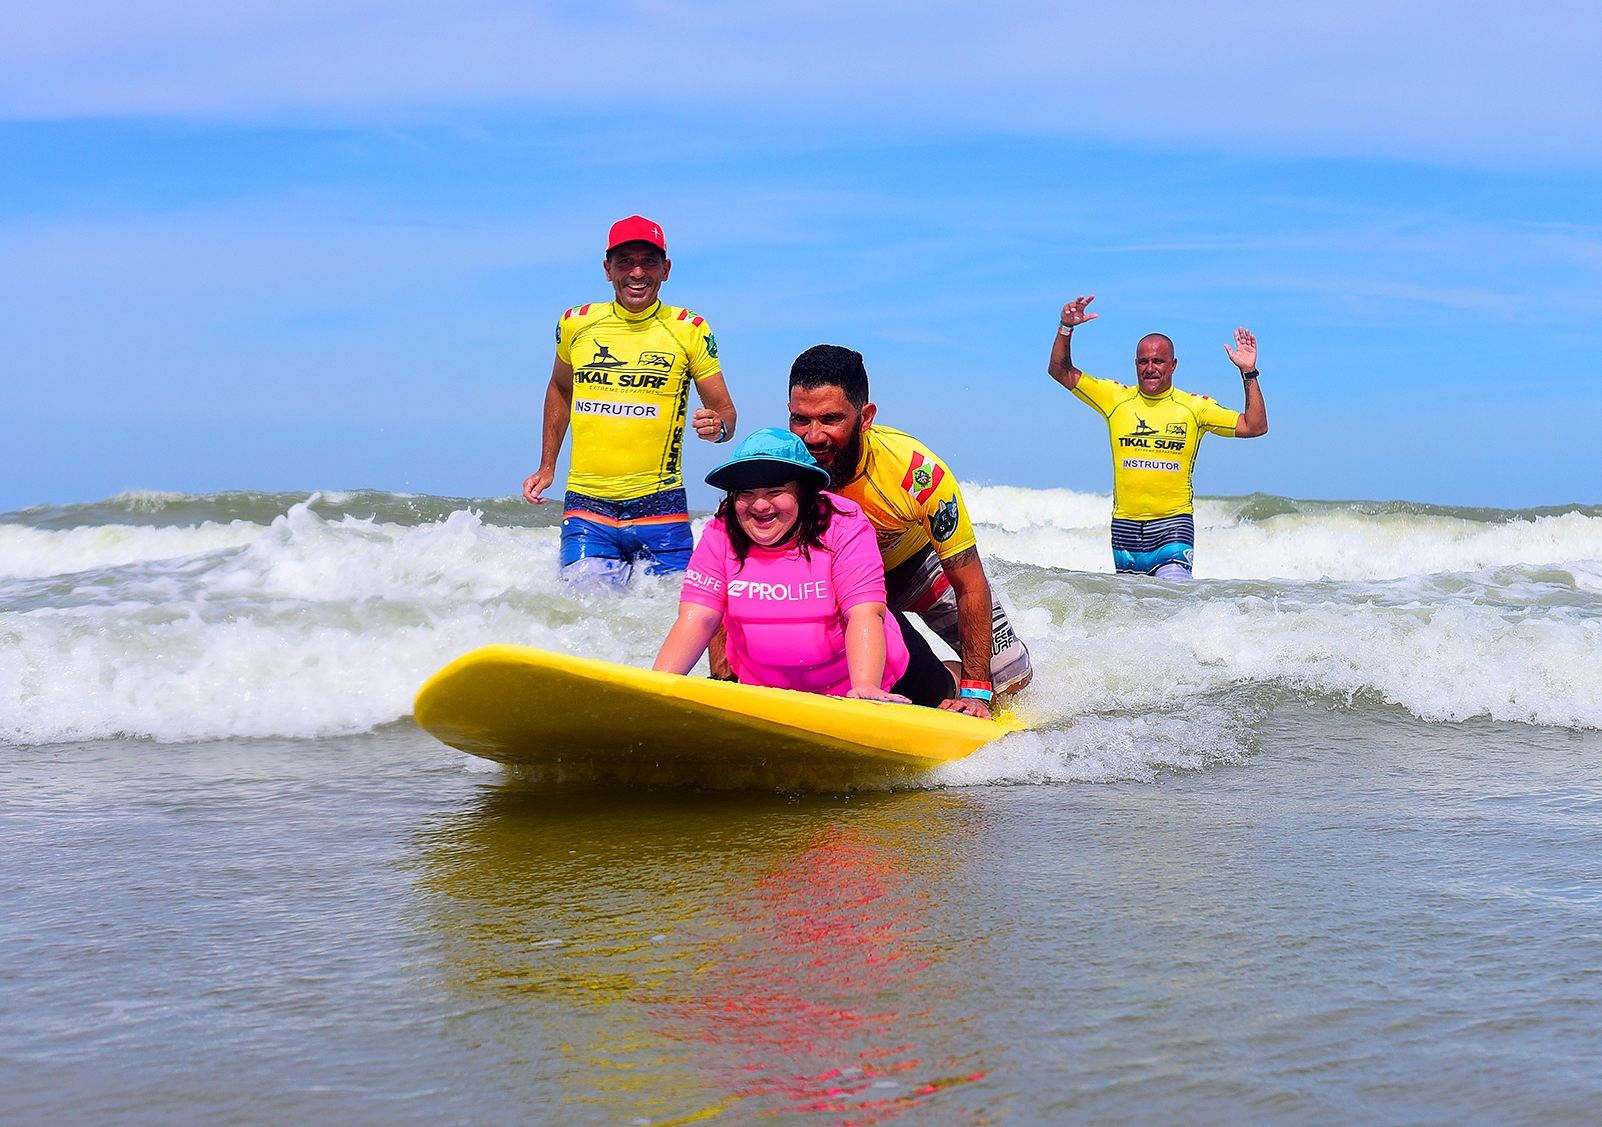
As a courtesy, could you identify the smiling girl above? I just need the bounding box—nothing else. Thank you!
[652,429,956,706]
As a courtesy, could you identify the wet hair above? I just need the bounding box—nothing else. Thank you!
[1137,333,1176,358]
[788,345,870,408]
[718,479,838,566]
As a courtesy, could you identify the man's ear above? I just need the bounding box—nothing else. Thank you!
[860,402,877,430]
[602,257,614,282]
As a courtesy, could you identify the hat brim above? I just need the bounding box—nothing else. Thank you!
[706,457,829,492]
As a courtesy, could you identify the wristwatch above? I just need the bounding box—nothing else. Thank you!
[1241,369,1259,380]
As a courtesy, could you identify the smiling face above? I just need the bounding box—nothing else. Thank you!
[787,385,876,490]
[1134,335,1178,396]
[732,483,802,547]
[604,242,671,312]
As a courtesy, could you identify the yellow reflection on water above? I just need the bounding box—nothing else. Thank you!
[413,782,994,1123]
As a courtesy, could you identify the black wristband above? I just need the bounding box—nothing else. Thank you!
[1242,369,1259,380]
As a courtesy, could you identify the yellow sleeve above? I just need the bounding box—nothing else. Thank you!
[921,464,976,561]
[1192,394,1241,437]
[555,306,585,367]
[684,315,722,382]
[1070,373,1125,417]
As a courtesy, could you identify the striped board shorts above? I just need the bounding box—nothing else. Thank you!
[1111,513,1195,578]
[559,487,693,586]
[881,545,1032,694]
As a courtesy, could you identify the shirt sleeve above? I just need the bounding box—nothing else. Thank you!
[679,520,729,613]
[555,310,575,367]
[827,508,890,614]
[1191,394,1242,437]
[685,315,722,382]
[1070,372,1123,417]
[919,464,977,562]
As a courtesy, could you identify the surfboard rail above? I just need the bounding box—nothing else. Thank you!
[413,644,1022,788]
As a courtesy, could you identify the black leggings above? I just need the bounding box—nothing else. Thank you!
[888,609,957,707]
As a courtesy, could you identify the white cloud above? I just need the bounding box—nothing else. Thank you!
[4,1,1601,164]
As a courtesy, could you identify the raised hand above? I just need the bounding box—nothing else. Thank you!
[1060,294,1098,329]
[1225,327,1257,372]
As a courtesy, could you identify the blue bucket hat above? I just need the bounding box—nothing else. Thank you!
[705,427,830,491]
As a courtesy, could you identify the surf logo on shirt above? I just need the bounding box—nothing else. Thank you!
[931,498,960,542]
[638,351,674,370]
[587,344,627,368]
[901,452,945,503]
[727,579,829,601]
[1119,417,1188,451]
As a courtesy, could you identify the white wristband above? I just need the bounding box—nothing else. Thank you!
[1058,324,1075,336]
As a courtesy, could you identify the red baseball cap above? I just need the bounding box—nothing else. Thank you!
[607,215,667,254]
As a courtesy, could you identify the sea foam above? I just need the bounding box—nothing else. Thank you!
[3,488,1601,757]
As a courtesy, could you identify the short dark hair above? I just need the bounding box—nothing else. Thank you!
[789,345,869,408]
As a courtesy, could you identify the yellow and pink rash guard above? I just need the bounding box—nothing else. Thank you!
[555,300,721,502]
[1071,374,1241,521]
[831,426,977,571]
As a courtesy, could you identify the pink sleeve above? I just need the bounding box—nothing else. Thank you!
[679,519,729,612]
[828,508,889,613]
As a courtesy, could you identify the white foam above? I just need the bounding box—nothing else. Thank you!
[0,502,683,745]
[931,711,1251,787]
[0,521,266,579]
[5,490,1602,750]
[963,484,1602,581]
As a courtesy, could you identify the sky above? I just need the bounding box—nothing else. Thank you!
[4,1,1602,513]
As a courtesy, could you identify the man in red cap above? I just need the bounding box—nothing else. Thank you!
[523,216,738,586]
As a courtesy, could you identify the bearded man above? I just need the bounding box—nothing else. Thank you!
[785,345,1031,719]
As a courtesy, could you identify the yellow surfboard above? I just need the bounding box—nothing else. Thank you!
[413,645,1022,791]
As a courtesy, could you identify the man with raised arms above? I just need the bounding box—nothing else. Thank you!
[523,216,738,585]
[786,345,1032,719]
[1048,295,1268,577]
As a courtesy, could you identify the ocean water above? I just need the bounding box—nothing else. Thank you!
[3,487,1599,1123]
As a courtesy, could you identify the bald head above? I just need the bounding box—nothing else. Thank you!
[1134,333,1178,396]
[1136,333,1175,361]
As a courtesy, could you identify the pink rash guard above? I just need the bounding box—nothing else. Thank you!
[680,494,910,696]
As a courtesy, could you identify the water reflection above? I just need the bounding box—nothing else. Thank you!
[412,783,996,1123]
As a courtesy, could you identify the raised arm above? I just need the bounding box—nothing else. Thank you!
[1046,294,1098,392]
[523,356,575,503]
[690,372,738,445]
[1224,327,1268,438]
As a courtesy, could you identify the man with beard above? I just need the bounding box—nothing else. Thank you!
[785,345,1032,719]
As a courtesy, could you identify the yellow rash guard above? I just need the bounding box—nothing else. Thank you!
[555,300,721,501]
[1071,373,1240,520]
[832,425,977,570]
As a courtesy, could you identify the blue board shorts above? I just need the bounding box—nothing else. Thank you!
[1111,514,1195,578]
[560,487,693,587]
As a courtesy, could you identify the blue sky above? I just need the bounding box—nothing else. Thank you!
[4,2,1601,512]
